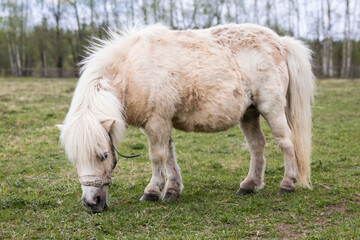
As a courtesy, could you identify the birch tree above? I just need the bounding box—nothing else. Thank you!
[3,1,27,77]
[341,0,350,78]
[346,0,359,78]
[341,0,358,78]
[321,0,333,77]
[48,0,65,76]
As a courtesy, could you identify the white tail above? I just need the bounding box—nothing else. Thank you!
[282,36,315,188]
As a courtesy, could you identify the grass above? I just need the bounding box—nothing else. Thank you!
[0,77,359,239]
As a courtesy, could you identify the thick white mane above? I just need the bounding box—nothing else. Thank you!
[59,24,168,164]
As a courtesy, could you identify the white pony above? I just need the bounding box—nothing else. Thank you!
[57,23,314,213]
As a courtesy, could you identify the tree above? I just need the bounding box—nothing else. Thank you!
[321,0,333,77]
[2,0,30,77]
[34,18,49,76]
[253,0,258,24]
[341,0,358,78]
[48,0,66,76]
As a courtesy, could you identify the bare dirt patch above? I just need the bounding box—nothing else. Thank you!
[276,222,306,239]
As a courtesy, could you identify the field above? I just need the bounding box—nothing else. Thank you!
[0,78,359,239]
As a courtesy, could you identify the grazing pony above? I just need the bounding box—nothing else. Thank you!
[57,23,314,213]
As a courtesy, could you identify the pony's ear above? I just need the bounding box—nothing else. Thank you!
[101,120,115,133]
[56,124,64,131]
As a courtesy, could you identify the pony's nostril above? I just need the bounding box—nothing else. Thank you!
[94,196,101,205]
[82,199,93,208]
[82,196,101,208]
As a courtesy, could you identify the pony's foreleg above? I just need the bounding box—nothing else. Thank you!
[238,107,266,195]
[140,123,169,201]
[162,137,183,200]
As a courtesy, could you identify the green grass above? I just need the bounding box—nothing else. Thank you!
[0,78,359,239]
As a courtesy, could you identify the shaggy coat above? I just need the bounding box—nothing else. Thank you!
[58,23,314,212]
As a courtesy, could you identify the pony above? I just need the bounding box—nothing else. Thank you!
[57,23,314,213]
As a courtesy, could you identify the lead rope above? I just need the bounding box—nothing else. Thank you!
[113,146,140,158]
[109,134,140,159]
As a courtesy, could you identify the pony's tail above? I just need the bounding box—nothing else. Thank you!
[282,36,315,189]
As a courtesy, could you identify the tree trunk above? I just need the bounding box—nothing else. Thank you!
[265,0,271,27]
[321,0,328,77]
[322,40,328,77]
[142,1,148,24]
[287,0,292,35]
[345,0,358,78]
[346,39,352,77]
[42,49,47,77]
[70,0,82,65]
[341,39,347,78]
[341,0,349,78]
[7,40,17,77]
[15,45,22,77]
[90,0,95,32]
[152,0,158,22]
[215,0,223,25]
[72,1,82,41]
[328,39,333,77]
[326,0,333,77]
[254,0,258,24]
[191,0,198,27]
[103,0,109,27]
[295,0,300,37]
[130,0,135,24]
[170,0,174,28]
[272,0,279,31]
[54,0,63,77]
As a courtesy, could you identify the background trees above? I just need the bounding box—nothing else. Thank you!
[0,0,359,78]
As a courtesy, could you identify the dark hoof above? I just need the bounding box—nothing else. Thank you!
[140,193,159,202]
[162,189,179,200]
[237,188,254,195]
[277,187,295,195]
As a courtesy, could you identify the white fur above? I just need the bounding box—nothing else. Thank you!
[58,24,315,206]
[282,36,315,188]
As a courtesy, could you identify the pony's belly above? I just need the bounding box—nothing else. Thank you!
[172,120,236,133]
[172,109,241,133]
[172,86,245,133]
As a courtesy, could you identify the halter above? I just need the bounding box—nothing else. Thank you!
[79,135,140,187]
[79,176,112,187]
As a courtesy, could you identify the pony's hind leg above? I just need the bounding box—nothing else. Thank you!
[259,104,298,194]
[238,106,266,195]
[162,137,183,200]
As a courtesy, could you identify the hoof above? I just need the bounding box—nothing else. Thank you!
[237,188,254,195]
[162,189,179,200]
[140,193,159,202]
[277,187,295,195]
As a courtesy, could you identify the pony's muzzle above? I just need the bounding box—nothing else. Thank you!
[81,186,108,213]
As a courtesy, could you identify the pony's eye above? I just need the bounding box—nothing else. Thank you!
[100,152,108,161]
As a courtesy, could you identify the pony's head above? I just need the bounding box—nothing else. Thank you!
[57,72,127,212]
[57,119,119,213]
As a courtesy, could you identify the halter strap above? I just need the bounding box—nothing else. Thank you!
[79,175,112,187]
